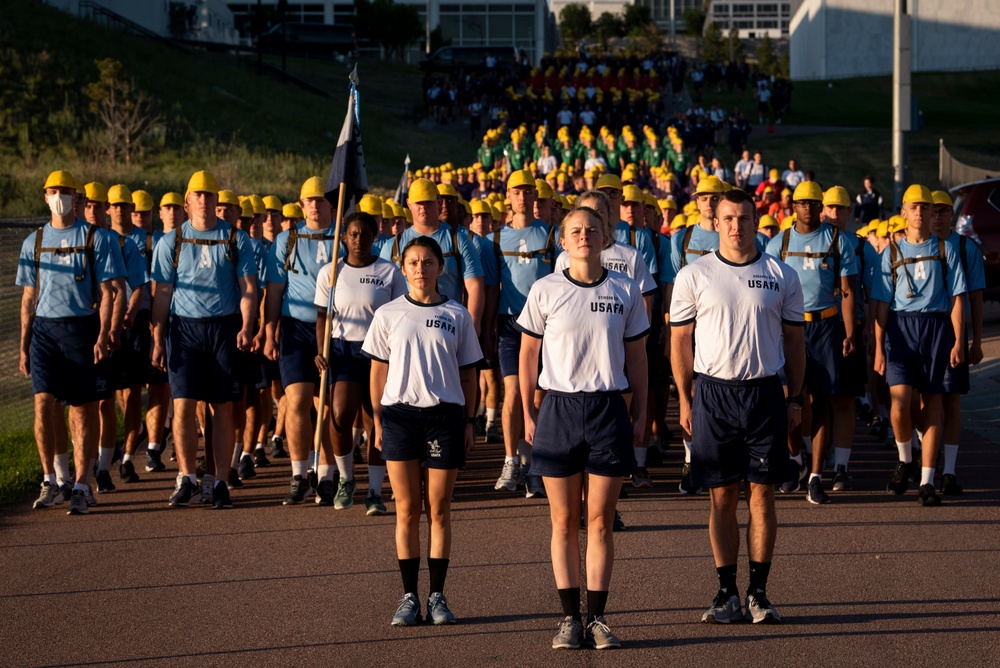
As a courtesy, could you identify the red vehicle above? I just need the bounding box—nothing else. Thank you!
[950,177,1000,302]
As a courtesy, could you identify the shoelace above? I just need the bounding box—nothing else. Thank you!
[750,591,772,609]
[588,618,612,635]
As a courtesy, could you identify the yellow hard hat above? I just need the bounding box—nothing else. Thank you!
[670,213,687,229]
[437,183,460,198]
[780,218,794,231]
[596,173,623,191]
[132,189,153,212]
[889,215,906,233]
[792,181,823,202]
[404,209,413,223]
[694,176,725,195]
[300,176,326,200]
[262,195,283,212]
[470,199,493,216]
[902,184,933,205]
[240,199,254,218]
[622,185,644,204]
[358,194,383,216]
[560,195,572,211]
[107,184,133,206]
[665,171,676,181]
[931,190,954,207]
[84,182,108,203]
[491,203,504,219]
[535,179,554,199]
[462,200,472,215]
[781,188,792,198]
[507,169,535,190]
[408,178,439,204]
[248,194,265,215]
[187,170,219,194]
[823,185,850,208]
[763,186,774,194]
[758,214,779,229]
[769,169,780,180]
[382,202,394,219]
[218,190,240,206]
[660,198,677,210]
[643,192,658,208]
[856,222,872,237]
[160,192,183,207]
[687,213,700,227]
[282,202,303,219]
[43,170,77,190]
[876,220,889,237]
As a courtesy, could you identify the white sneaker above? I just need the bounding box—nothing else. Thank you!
[32,482,63,509]
[701,590,743,623]
[745,590,781,624]
[494,460,518,491]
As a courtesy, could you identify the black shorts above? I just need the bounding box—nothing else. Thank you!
[530,390,636,478]
[380,403,466,469]
[804,316,863,398]
[496,314,521,378]
[885,312,953,394]
[30,314,110,406]
[279,317,320,388]
[329,339,370,385]
[109,309,151,390]
[165,314,242,404]
[239,350,268,391]
[691,374,789,488]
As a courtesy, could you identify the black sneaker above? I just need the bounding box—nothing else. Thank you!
[168,476,199,507]
[886,461,914,495]
[96,470,117,493]
[612,510,625,532]
[270,436,288,458]
[917,483,942,506]
[119,460,140,484]
[282,475,314,505]
[679,463,702,495]
[832,465,851,492]
[315,479,336,506]
[212,480,233,509]
[253,448,270,468]
[940,474,963,496]
[238,455,256,480]
[111,445,123,465]
[145,449,166,472]
[227,467,243,489]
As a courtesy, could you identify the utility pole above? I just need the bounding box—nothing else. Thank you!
[892,0,911,211]
[670,0,676,49]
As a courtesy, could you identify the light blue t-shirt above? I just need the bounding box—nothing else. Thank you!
[379,223,484,304]
[861,242,881,293]
[765,223,857,312]
[16,221,125,318]
[654,231,674,284]
[482,221,556,315]
[151,220,258,318]
[615,221,658,277]
[112,231,151,307]
[267,221,340,324]
[372,233,393,257]
[670,224,718,275]
[947,231,986,292]
[871,237,967,312]
[248,237,268,290]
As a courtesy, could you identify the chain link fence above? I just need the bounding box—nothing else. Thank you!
[939,138,1000,190]
[0,220,45,435]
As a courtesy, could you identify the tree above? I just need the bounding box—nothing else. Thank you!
[623,4,653,36]
[756,35,778,76]
[727,26,746,64]
[595,11,624,46]
[84,59,160,165]
[168,2,196,40]
[355,0,422,61]
[700,21,726,62]
[559,4,592,45]
[683,7,706,36]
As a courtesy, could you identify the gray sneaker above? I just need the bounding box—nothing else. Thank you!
[390,593,422,626]
[807,477,831,504]
[67,490,89,515]
[494,460,518,491]
[200,474,215,506]
[586,616,622,649]
[427,592,456,625]
[745,590,781,623]
[334,478,356,510]
[83,485,98,506]
[524,471,546,499]
[33,482,63,509]
[552,616,585,649]
[365,491,387,516]
[832,465,852,491]
[702,590,743,623]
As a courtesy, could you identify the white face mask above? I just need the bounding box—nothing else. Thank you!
[46,193,75,217]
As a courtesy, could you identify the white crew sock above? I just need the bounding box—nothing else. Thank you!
[486,408,498,427]
[291,460,308,478]
[368,465,386,496]
[943,444,959,476]
[920,466,935,486]
[335,452,354,481]
[254,442,265,452]
[912,431,923,450]
[809,473,822,483]
[54,452,71,484]
[802,436,812,454]
[74,482,89,492]
[517,439,531,468]
[122,453,132,463]
[504,455,516,465]
[791,452,803,466]
[187,473,198,486]
[834,448,851,470]
[44,472,57,485]
[477,402,486,417]
[98,447,115,472]
[318,464,335,482]
[896,440,912,464]
[634,446,648,467]
[682,439,692,464]
[352,428,363,449]
[147,441,159,452]
[241,451,253,461]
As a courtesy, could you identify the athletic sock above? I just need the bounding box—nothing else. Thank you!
[214,478,225,488]
[98,447,114,472]
[790,452,803,466]
[334,452,354,481]
[476,402,486,417]
[943,444,959,476]
[517,439,531,468]
[748,561,772,594]
[291,460,308,478]
[557,588,582,622]
[809,473,821,483]
[834,448,851,470]
[368,465,386,496]
[398,557,420,596]
[317,464,334,482]
[682,439,693,464]
[352,428,363,449]
[504,455,516,465]
[122,453,132,464]
[147,441,159,453]
[920,466,935,486]
[802,436,812,454]
[74,482,89,492]
[230,445,241,468]
[586,590,609,623]
[634,446,647,467]
[54,453,70,483]
[254,442,265,452]
[428,557,449,594]
[187,473,198,486]
[241,451,253,461]
[716,564,738,596]
[486,407,498,428]
[44,473,57,485]
[896,440,913,464]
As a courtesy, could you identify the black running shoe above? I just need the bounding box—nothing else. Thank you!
[212,480,233,509]
[168,476,199,507]
[270,436,288,458]
[238,455,256,480]
[282,475,314,505]
[119,460,140,484]
[227,467,243,489]
[96,470,117,493]
[918,483,941,506]
[315,479,336,506]
[253,447,270,468]
[145,449,166,472]
[886,461,913,495]
[940,474,963,496]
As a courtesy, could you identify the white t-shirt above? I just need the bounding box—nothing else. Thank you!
[314,257,408,341]
[362,296,483,408]
[517,269,650,393]
[670,251,805,380]
[555,242,657,295]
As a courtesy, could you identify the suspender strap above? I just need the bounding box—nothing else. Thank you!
[33,226,43,288]
[629,226,636,249]
[680,224,708,267]
[85,224,98,306]
[391,232,403,265]
[173,228,239,272]
[144,231,153,272]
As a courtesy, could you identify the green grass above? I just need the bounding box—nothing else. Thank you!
[0,429,39,507]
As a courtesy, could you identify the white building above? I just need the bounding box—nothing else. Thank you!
[708,1,799,39]
[44,0,239,44]
[790,0,1000,80]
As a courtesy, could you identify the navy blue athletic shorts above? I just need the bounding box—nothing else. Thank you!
[530,390,636,478]
[380,402,466,469]
[691,374,789,488]
[885,311,954,394]
[497,314,521,378]
[804,316,863,398]
[279,317,320,388]
[165,314,242,403]
[239,350,267,391]
[109,309,151,390]
[30,314,110,406]
[329,339,369,385]
[264,358,282,384]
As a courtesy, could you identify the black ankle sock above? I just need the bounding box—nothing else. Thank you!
[398,557,420,595]
[586,590,609,623]
[717,564,738,595]
[748,561,771,594]
[557,588,582,622]
[428,557,449,594]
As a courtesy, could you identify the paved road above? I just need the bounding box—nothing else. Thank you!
[3,311,1000,666]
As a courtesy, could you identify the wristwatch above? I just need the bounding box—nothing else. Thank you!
[786,394,804,407]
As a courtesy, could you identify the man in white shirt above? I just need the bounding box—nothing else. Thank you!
[781,159,805,189]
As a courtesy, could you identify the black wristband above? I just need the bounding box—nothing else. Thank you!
[786,394,804,407]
